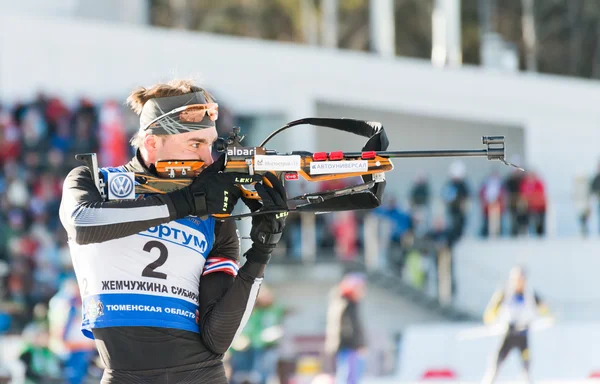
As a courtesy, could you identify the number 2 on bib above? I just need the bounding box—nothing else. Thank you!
[142,240,168,280]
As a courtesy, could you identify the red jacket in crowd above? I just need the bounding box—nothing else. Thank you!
[520,174,547,213]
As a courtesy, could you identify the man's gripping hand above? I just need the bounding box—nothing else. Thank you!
[243,172,288,264]
[166,154,262,219]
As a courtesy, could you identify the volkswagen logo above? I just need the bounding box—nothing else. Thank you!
[109,174,134,199]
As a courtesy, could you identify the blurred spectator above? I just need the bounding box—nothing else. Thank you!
[228,285,287,384]
[441,161,470,245]
[324,273,367,384]
[422,216,453,296]
[98,100,128,168]
[373,197,414,275]
[409,171,431,236]
[424,216,450,248]
[48,277,98,384]
[573,173,591,236]
[18,323,63,384]
[315,178,363,257]
[403,247,427,289]
[504,157,527,236]
[331,211,359,262]
[0,108,21,167]
[520,171,547,236]
[479,170,506,238]
[374,197,413,245]
[0,261,14,333]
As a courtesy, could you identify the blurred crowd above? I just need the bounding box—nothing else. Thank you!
[0,94,130,333]
[0,93,129,382]
[280,156,553,298]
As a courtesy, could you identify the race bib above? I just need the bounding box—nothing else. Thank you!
[69,218,215,338]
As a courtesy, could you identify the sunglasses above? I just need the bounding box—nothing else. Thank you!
[143,103,219,131]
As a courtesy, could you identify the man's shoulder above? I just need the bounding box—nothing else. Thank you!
[67,164,93,178]
[67,162,129,181]
[63,165,95,188]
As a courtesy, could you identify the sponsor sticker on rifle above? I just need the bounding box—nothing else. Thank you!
[309,160,368,175]
[107,172,136,200]
[227,146,255,156]
[254,155,301,171]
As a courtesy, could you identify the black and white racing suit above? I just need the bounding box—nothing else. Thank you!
[59,151,265,383]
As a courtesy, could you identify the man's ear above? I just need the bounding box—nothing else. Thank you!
[143,134,160,153]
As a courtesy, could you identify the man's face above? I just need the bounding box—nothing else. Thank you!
[153,128,218,165]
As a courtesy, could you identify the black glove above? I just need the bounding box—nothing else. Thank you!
[242,172,289,264]
[166,154,262,219]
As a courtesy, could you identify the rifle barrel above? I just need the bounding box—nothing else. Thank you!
[382,149,488,158]
[343,148,501,159]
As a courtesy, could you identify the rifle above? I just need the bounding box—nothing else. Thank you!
[75,117,522,220]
